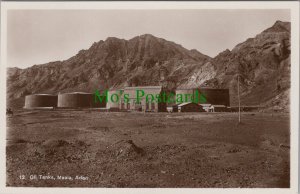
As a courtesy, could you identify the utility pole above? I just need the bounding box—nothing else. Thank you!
[237,74,241,123]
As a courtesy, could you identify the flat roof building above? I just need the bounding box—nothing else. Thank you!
[119,86,166,112]
[106,89,123,111]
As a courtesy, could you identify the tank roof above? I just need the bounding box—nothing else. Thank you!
[60,92,92,95]
[27,94,57,96]
[176,88,229,90]
[124,86,162,90]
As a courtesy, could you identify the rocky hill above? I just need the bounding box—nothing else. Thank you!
[7,21,290,111]
[7,34,211,99]
[203,21,290,110]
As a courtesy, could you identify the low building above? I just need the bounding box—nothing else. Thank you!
[167,106,173,113]
[210,105,227,112]
[106,89,123,111]
[173,102,204,112]
[200,103,212,112]
[24,94,57,109]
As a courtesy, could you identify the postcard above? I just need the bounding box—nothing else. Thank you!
[0,1,299,194]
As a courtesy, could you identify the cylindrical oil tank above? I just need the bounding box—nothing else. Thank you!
[197,88,230,106]
[175,89,194,103]
[24,94,58,108]
[58,92,105,108]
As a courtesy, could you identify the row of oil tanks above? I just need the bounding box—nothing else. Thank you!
[24,92,106,109]
[24,88,231,110]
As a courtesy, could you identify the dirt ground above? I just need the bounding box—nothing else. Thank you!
[6,110,290,187]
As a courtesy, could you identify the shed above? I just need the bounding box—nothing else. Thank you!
[210,105,227,112]
[107,89,123,111]
[200,103,212,112]
[167,106,173,113]
[173,102,204,112]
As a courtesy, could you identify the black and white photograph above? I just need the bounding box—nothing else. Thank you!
[0,1,299,193]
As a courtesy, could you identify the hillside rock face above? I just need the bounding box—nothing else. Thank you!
[7,21,290,111]
[7,34,211,100]
[203,21,290,109]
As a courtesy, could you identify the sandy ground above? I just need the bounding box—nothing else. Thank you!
[6,110,290,187]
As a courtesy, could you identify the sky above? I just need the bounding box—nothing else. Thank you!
[7,9,290,68]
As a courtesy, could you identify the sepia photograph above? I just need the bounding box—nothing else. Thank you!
[0,1,299,194]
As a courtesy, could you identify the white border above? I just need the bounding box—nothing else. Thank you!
[0,1,299,194]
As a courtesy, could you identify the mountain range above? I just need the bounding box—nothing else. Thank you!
[7,21,290,111]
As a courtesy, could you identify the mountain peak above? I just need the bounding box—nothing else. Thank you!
[129,34,160,41]
[105,36,124,42]
[7,21,290,111]
[262,20,290,33]
[139,33,156,38]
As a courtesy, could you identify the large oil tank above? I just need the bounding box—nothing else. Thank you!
[196,88,230,106]
[24,94,58,109]
[58,92,105,108]
[175,89,194,103]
